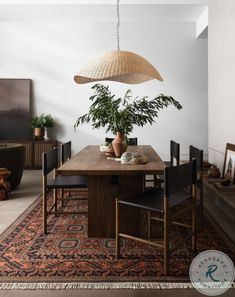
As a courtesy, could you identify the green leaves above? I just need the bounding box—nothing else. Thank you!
[74,84,182,136]
[30,114,54,128]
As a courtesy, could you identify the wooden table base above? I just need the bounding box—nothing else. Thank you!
[88,175,144,238]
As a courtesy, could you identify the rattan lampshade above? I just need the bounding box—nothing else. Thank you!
[74,50,163,84]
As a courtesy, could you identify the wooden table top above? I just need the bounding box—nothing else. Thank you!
[57,145,164,176]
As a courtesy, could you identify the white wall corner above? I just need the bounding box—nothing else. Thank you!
[196,6,208,38]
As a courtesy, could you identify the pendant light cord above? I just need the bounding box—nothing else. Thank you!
[117,0,120,51]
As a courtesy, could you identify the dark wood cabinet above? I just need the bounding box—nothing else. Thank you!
[0,140,57,169]
[32,141,57,168]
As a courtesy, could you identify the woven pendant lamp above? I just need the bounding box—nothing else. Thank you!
[74,50,163,84]
[74,0,163,85]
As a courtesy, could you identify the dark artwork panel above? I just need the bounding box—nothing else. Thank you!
[0,79,31,139]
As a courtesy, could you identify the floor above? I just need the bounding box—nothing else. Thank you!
[0,170,234,297]
[0,170,41,234]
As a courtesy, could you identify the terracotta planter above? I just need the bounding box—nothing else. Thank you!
[112,132,126,157]
[34,128,45,141]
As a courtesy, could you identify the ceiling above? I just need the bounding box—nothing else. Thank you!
[0,0,208,22]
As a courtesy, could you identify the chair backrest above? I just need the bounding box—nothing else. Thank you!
[61,141,72,165]
[189,145,203,173]
[128,137,138,146]
[42,147,58,176]
[105,137,114,143]
[105,137,138,146]
[164,159,197,198]
[170,140,180,166]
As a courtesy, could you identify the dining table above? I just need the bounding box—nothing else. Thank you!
[57,145,164,238]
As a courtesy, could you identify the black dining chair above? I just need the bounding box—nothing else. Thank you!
[165,140,180,166]
[61,140,72,164]
[116,159,197,276]
[60,141,88,207]
[189,145,203,223]
[105,137,138,146]
[42,147,87,234]
[145,140,180,189]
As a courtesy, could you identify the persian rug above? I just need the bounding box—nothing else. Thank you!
[0,190,234,289]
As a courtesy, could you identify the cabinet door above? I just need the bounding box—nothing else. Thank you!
[23,142,33,167]
[33,141,57,168]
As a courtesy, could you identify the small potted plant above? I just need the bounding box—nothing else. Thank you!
[30,114,54,140]
[75,84,182,157]
[99,141,114,156]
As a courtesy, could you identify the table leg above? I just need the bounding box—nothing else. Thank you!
[88,175,144,238]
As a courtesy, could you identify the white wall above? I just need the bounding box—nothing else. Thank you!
[208,0,235,170]
[0,17,207,160]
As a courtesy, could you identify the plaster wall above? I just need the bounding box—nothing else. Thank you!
[208,0,235,170]
[0,18,207,160]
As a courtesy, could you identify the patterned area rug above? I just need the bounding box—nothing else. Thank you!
[0,190,234,288]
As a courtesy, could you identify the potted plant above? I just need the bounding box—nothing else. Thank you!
[75,84,182,157]
[30,113,54,140]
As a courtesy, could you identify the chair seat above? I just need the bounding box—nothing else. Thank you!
[118,188,192,213]
[47,175,87,188]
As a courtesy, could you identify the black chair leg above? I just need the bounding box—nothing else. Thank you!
[164,199,169,276]
[147,210,151,240]
[192,185,197,251]
[200,184,204,226]
[54,189,58,217]
[43,193,47,234]
[61,188,65,207]
[116,198,120,258]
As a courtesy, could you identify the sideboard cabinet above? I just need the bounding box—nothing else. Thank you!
[0,140,57,169]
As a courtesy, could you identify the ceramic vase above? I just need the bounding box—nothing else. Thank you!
[44,128,49,141]
[112,132,126,157]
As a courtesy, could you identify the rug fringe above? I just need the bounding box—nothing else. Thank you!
[0,282,195,290]
[1,282,234,290]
